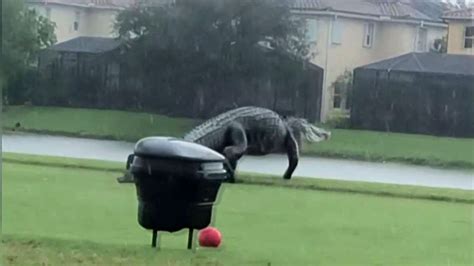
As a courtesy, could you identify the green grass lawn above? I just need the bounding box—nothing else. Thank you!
[303,129,474,169]
[2,158,473,265]
[4,152,473,203]
[3,105,474,169]
[2,105,196,140]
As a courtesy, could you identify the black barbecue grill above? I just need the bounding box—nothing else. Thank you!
[127,137,228,249]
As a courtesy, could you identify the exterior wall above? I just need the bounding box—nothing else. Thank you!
[447,20,474,55]
[375,23,417,58]
[305,14,447,121]
[84,9,119,38]
[30,4,84,42]
[28,3,120,43]
[427,26,448,51]
[376,23,446,56]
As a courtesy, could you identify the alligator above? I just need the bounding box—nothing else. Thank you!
[116,106,330,184]
[182,106,331,182]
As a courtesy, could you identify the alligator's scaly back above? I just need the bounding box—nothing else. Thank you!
[183,106,279,147]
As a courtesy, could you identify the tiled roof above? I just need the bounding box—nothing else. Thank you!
[442,8,474,20]
[357,52,474,76]
[291,0,325,10]
[292,0,441,22]
[26,0,136,10]
[48,37,122,53]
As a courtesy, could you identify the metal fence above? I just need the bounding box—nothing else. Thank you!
[27,49,323,122]
[350,68,474,137]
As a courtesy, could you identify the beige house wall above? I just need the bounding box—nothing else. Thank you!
[305,15,447,121]
[83,9,119,38]
[375,23,417,58]
[446,20,474,55]
[28,3,120,42]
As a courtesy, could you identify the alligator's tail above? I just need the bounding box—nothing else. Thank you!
[284,117,331,143]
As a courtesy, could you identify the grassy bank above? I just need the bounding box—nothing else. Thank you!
[3,152,473,203]
[3,105,474,169]
[3,158,473,265]
[2,105,196,140]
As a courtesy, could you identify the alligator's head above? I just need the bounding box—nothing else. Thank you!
[284,117,331,143]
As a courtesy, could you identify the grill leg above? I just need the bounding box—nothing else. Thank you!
[187,228,194,250]
[152,230,158,248]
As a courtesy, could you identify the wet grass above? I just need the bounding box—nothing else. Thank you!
[4,152,473,204]
[2,160,473,265]
[302,129,474,169]
[2,105,196,141]
[3,105,474,169]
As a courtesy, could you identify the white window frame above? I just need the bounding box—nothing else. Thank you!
[46,7,51,19]
[415,27,428,52]
[331,18,343,45]
[74,10,81,31]
[333,85,343,109]
[363,22,375,48]
[464,26,474,49]
[306,18,319,44]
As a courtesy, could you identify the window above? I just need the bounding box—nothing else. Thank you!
[46,7,51,19]
[464,26,474,48]
[333,82,343,109]
[332,18,343,44]
[306,19,318,44]
[74,11,80,31]
[416,27,427,52]
[363,23,375,48]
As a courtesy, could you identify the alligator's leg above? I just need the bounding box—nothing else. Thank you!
[117,154,135,183]
[283,129,299,180]
[222,122,248,183]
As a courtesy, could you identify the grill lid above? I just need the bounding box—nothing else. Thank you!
[133,137,225,162]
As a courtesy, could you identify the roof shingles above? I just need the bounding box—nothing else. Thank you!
[292,0,440,21]
[442,8,474,20]
[358,52,474,76]
[48,36,122,53]
[26,0,135,9]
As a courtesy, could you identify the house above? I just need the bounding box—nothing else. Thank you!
[28,0,450,123]
[25,0,136,43]
[291,0,448,122]
[442,8,474,55]
[350,52,474,137]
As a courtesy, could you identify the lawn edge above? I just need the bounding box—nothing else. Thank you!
[5,128,474,170]
[4,152,473,204]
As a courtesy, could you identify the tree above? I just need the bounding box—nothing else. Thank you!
[114,0,310,81]
[1,0,56,103]
[112,0,312,114]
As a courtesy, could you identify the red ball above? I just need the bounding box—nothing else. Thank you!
[198,227,222,248]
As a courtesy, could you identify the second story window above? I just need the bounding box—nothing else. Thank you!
[306,19,318,44]
[416,27,427,52]
[363,22,375,48]
[332,18,343,45]
[46,7,51,19]
[74,11,80,31]
[464,26,474,48]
